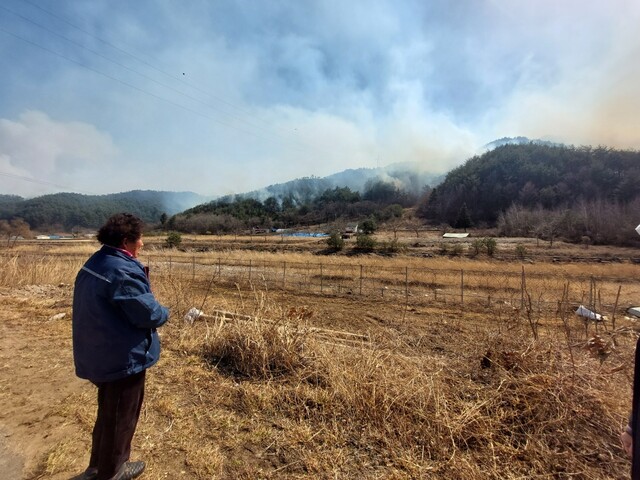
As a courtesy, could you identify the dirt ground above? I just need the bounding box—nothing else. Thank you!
[0,281,462,479]
[0,284,88,479]
[1,238,638,479]
[1,283,635,479]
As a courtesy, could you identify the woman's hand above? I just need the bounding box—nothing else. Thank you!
[621,430,633,458]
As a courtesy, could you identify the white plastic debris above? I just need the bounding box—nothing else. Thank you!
[575,305,603,322]
[48,312,67,321]
[628,306,640,318]
[184,307,204,324]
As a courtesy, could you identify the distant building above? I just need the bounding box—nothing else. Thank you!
[35,234,75,240]
[443,233,470,238]
[342,224,359,239]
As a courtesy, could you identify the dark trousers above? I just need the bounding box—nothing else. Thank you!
[632,337,640,479]
[90,370,146,480]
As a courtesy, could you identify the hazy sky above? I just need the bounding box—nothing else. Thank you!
[1,0,639,198]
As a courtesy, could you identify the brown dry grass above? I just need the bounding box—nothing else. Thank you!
[0,238,637,479]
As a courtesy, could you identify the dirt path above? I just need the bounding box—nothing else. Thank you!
[0,285,92,479]
[0,430,23,479]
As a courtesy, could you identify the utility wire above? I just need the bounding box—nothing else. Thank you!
[0,3,263,130]
[0,24,277,142]
[10,0,340,159]
[0,171,95,194]
[0,2,371,198]
[21,0,267,126]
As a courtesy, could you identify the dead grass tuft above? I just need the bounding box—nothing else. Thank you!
[41,441,81,476]
[200,316,314,380]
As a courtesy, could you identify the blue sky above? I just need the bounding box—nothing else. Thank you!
[1,0,639,198]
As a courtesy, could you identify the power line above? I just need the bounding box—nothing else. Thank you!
[0,25,270,141]
[21,0,265,125]
[8,1,341,160]
[0,3,281,139]
[0,171,95,194]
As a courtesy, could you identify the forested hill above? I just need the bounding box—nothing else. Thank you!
[423,143,640,226]
[0,190,208,231]
[243,162,444,203]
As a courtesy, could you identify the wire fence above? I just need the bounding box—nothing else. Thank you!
[1,251,635,316]
[143,254,634,315]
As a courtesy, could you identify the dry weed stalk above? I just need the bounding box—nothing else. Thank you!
[523,291,539,341]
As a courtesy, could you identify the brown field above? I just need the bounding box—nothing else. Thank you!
[1,233,639,479]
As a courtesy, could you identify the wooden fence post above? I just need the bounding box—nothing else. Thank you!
[405,266,409,299]
[521,266,525,310]
[248,259,252,283]
[460,269,464,304]
[192,255,195,281]
[612,285,622,344]
[359,265,363,295]
[283,261,286,288]
[320,264,323,293]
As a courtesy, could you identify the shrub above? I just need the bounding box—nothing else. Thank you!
[360,218,377,235]
[381,239,403,254]
[355,234,376,250]
[471,238,484,256]
[165,231,182,248]
[484,237,497,256]
[326,231,345,250]
[515,244,527,259]
[450,243,464,256]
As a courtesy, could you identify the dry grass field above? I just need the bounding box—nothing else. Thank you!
[1,233,639,479]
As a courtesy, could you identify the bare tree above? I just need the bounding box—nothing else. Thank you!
[405,217,424,238]
[0,220,10,246]
[387,218,404,240]
[9,218,31,247]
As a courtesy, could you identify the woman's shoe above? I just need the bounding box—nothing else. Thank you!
[110,461,146,480]
[80,467,98,480]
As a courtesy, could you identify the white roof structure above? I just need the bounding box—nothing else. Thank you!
[443,233,470,238]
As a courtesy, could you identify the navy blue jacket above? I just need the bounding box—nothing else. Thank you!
[72,245,169,383]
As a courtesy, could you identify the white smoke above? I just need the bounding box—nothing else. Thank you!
[0,111,119,197]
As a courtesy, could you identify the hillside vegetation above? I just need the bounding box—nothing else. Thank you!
[170,181,416,234]
[170,144,640,246]
[2,144,639,246]
[422,144,640,244]
[0,190,206,231]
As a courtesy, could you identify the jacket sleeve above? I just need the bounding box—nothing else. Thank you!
[112,271,169,329]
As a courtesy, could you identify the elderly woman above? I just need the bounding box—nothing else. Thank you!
[73,213,169,480]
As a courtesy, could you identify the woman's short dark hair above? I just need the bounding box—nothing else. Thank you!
[97,213,144,247]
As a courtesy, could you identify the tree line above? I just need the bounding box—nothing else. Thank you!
[419,144,640,245]
[0,190,205,232]
[166,180,416,234]
[2,144,639,246]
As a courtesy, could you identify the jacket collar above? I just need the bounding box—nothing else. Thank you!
[101,245,143,266]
